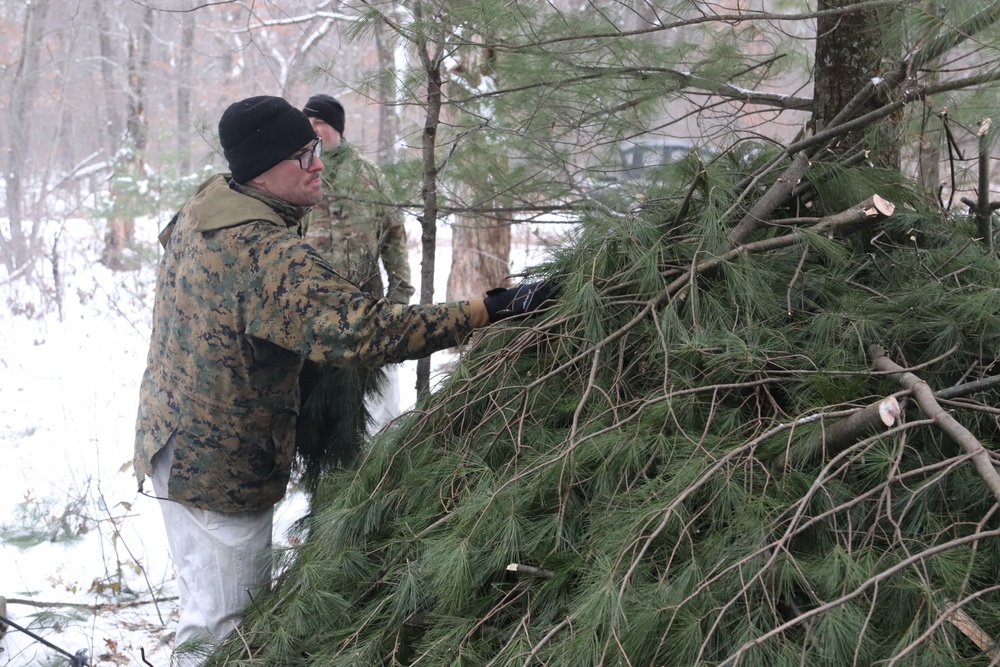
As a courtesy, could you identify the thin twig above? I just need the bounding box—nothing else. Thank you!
[522,616,574,667]
[4,596,176,611]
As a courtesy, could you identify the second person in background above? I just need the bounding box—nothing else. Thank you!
[301,93,414,431]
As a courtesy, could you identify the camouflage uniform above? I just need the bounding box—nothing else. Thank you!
[302,143,414,304]
[134,174,473,512]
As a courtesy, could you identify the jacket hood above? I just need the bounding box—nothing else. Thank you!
[158,174,306,248]
[192,174,285,232]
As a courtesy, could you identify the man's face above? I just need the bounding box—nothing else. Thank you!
[309,118,342,150]
[248,138,324,206]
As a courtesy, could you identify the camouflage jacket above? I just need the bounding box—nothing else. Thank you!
[302,143,414,304]
[134,174,474,512]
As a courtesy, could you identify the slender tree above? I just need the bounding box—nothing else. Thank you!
[102,5,153,271]
[2,0,51,274]
[410,0,447,397]
[176,6,196,177]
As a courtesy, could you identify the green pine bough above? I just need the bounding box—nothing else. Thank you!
[211,149,1000,667]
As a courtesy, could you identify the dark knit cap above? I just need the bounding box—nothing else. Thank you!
[302,94,346,136]
[218,96,317,183]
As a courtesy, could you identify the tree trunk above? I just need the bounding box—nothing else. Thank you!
[103,6,153,271]
[446,38,512,301]
[414,0,444,399]
[813,0,902,169]
[373,15,400,165]
[95,0,123,149]
[2,0,51,273]
[177,7,196,176]
[447,212,511,301]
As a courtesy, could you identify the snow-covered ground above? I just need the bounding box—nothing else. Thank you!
[0,215,561,666]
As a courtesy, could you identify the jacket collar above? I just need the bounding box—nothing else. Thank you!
[158,174,311,247]
[228,179,312,228]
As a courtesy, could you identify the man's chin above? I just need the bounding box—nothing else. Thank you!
[305,184,323,205]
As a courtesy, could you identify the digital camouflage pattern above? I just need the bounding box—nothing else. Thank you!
[134,174,475,512]
[302,143,414,304]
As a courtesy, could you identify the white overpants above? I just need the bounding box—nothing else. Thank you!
[366,364,402,434]
[151,439,273,666]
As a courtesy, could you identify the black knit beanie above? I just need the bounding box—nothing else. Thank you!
[302,94,346,137]
[218,96,318,183]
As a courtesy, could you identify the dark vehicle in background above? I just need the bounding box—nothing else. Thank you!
[619,141,705,179]
[580,140,713,206]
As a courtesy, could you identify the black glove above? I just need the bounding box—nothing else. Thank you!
[483,279,558,322]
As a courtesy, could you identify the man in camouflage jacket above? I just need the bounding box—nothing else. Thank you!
[133,95,556,665]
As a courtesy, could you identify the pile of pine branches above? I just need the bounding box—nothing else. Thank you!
[211,144,1000,666]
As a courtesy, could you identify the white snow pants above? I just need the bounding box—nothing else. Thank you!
[367,364,402,434]
[151,438,273,666]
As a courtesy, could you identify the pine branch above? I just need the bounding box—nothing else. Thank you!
[726,139,894,250]
[776,340,990,465]
[501,196,896,405]
[719,527,1000,667]
[496,0,905,50]
[673,417,943,623]
[770,396,901,470]
[506,563,555,579]
[870,345,1000,506]
[718,195,894,267]
[726,153,813,248]
[936,373,1000,400]
[522,616,574,667]
[794,369,1000,467]
[692,417,941,664]
[903,0,1000,76]
[623,413,917,614]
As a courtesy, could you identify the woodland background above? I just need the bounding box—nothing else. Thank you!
[6,0,1000,665]
[3,0,997,312]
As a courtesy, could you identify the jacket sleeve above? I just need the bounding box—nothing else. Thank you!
[358,156,414,305]
[377,193,415,305]
[243,223,473,366]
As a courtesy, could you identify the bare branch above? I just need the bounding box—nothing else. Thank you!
[870,345,1000,505]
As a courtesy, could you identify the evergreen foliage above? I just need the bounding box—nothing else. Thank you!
[211,0,1000,664]
[296,363,387,496]
[211,145,1000,663]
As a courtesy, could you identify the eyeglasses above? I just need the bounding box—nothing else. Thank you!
[285,137,322,170]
